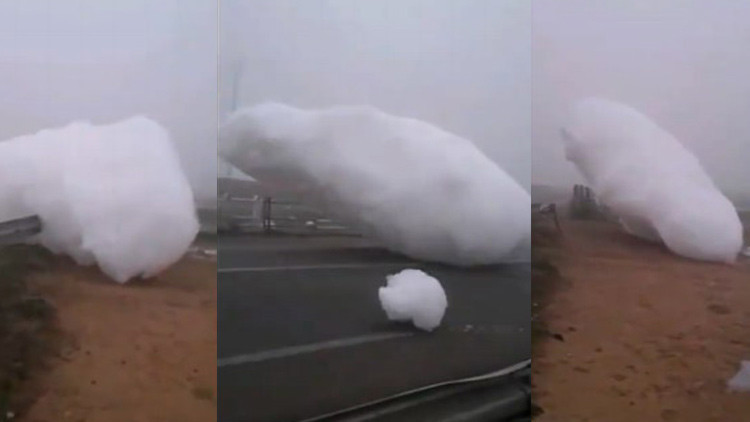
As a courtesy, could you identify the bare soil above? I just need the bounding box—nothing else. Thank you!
[0,246,57,421]
[532,220,750,422]
[19,255,216,422]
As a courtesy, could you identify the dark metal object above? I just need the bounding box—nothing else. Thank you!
[532,203,562,234]
[262,197,273,233]
[0,215,42,246]
[569,184,607,220]
[303,363,531,422]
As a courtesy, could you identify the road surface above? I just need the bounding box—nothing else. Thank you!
[218,235,530,422]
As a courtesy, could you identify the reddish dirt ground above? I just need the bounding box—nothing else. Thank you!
[20,255,216,422]
[533,221,750,422]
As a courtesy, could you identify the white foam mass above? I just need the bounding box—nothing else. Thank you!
[219,103,530,266]
[378,269,447,331]
[562,98,742,263]
[728,361,750,392]
[0,117,199,283]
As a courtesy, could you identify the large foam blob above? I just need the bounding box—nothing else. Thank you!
[220,103,530,266]
[0,117,199,283]
[562,98,742,263]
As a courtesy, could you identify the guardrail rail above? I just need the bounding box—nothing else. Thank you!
[0,215,42,246]
[219,196,360,236]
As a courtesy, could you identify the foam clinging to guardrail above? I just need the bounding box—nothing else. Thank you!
[0,117,199,282]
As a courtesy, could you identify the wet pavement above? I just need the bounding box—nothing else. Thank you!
[218,236,530,422]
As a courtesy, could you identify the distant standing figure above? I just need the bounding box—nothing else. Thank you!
[262,197,272,232]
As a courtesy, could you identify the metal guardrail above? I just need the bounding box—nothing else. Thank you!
[0,215,42,246]
[219,196,360,236]
[532,203,562,233]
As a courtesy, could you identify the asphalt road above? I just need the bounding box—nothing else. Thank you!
[218,236,530,422]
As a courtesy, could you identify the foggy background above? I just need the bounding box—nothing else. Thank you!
[220,0,531,190]
[0,0,217,205]
[532,0,750,209]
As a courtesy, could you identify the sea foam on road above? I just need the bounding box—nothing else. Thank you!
[220,102,530,266]
[379,269,447,332]
[0,117,199,283]
[562,98,742,263]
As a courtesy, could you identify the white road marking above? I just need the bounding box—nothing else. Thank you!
[217,332,414,367]
[219,262,420,273]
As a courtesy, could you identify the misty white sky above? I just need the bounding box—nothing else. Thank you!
[221,0,531,190]
[0,0,217,202]
[532,0,750,204]
[7,1,748,205]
